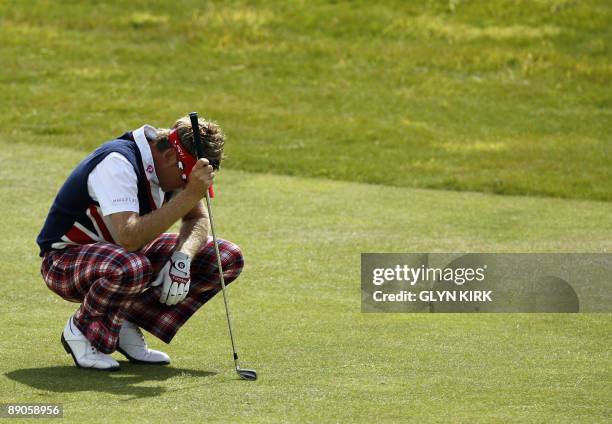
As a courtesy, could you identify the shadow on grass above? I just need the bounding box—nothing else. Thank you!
[5,363,216,399]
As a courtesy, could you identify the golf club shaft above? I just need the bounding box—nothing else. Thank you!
[189,111,248,374]
[203,190,240,366]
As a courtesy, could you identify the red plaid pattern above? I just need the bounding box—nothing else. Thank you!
[41,234,244,353]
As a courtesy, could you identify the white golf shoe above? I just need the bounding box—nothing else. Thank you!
[61,316,120,371]
[117,321,170,365]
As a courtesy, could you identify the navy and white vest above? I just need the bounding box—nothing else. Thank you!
[36,132,159,256]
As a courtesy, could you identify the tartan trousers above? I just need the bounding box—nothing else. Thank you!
[40,233,244,354]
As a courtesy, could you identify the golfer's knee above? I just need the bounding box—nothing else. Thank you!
[113,251,153,291]
[221,241,244,284]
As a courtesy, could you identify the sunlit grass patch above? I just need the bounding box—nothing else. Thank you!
[0,19,60,41]
[385,15,562,42]
[439,140,508,153]
[127,12,169,29]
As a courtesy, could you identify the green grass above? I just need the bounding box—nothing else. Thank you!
[0,0,610,200]
[0,1,610,422]
[1,140,611,423]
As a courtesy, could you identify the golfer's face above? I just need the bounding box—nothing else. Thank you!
[171,156,188,189]
[158,154,187,192]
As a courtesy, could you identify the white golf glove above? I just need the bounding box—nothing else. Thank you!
[152,251,191,306]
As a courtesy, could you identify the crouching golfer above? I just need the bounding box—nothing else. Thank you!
[36,116,243,371]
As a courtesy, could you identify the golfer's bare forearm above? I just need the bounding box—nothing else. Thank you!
[111,190,204,251]
[174,216,209,258]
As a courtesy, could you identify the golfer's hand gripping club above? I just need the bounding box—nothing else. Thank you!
[185,158,214,200]
[152,251,191,306]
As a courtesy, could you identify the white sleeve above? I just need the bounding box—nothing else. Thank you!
[87,153,140,216]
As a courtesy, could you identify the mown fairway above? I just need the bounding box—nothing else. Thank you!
[0,1,610,423]
[2,141,611,423]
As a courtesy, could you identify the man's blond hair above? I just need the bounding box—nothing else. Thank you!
[155,116,225,169]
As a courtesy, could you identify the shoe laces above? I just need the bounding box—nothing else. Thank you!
[124,321,146,342]
[129,326,147,348]
[135,327,145,343]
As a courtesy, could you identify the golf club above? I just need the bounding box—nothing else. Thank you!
[189,112,257,381]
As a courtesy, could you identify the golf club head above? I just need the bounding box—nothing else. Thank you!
[236,367,257,381]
